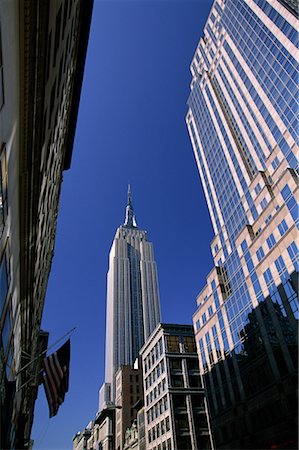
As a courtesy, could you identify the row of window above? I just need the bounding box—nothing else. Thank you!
[195,304,215,331]
[147,395,169,424]
[243,215,290,266]
[149,438,172,450]
[144,337,163,374]
[145,360,165,391]
[146,377,166,406]
[148,416,171,443]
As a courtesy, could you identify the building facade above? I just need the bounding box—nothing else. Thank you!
[115,363,144,450]
[73,410,115,450]
[101,187,161,406]
[0,1,93,448]
[186,0,298,448]
[140,323,213,450]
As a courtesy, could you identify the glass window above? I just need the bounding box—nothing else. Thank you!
[0,252,8,317]
[208,305,214,316]
[265,214,272,224]
[275,256,287,277]
[254,183,261,195]
[260,197,267,210]
[195,319,200,331]
[281,184,298,226]
[256,246,265,262]
[166,335,179,352]
[272,156,280,170]
[287,242,299,272]
[166,416,170,431]
[266,233,276,249]
[184,336,196,353]
[278,219,288,236]
[241,239,248,252]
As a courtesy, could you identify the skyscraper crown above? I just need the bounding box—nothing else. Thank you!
[124,184,138,228]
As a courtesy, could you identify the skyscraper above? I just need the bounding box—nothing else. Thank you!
[186,0,298,448]
[102,186,161,406]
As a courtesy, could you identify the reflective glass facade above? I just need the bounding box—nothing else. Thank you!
[186,1,298,448]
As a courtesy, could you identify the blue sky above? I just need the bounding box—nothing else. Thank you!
[32,1,214,448]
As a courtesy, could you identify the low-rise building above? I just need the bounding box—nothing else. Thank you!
[115,363,144,450]
[140,323,213,450]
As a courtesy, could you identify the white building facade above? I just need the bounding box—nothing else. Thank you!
[102,187,161,406]
[140,323,213,450]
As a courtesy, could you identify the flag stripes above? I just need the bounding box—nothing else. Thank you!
[42,339,70,417]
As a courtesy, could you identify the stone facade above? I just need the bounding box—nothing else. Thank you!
[0,1,93,447]
[140,323,213,450]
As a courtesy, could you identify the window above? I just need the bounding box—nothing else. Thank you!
[256,246,265,262]
[275,256,287,277]
[272,156,280,170]
[208,305,214,316]
[0,23,4,108]
[266,233,276,250]
[263,268,274,288]
[278,219,288,236]
[166,416,170,431]
[254,183,261,195]
[0,144,8,237]
[260,197,267,210]
[183,336,196,353]
[281,184,298,226]
[166,335,179,352]
[287,242,299,272]
[195,319,200,331]
[202,312,207,324]
[0,250,8,318]
[265,214,272,224]
[241,239,248,252]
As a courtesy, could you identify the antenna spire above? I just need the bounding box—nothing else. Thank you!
[124,184,137,228]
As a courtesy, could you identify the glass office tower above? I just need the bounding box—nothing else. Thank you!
[186,0,298,448]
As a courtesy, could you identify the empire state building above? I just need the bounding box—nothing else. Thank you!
[101,186,161,407]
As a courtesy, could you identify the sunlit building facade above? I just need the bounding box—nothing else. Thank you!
[140,324,213,450]
[186,0,298,448]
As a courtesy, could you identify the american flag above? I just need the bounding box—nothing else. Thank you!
[42,339,70,418]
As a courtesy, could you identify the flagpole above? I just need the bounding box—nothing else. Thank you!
[16,327,76,376]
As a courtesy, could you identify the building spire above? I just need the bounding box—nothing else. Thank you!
[124,184,137,228]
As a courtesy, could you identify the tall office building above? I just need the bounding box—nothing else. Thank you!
[101,187,161,407]
[0,1,93,448]
[186,0,298,448]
